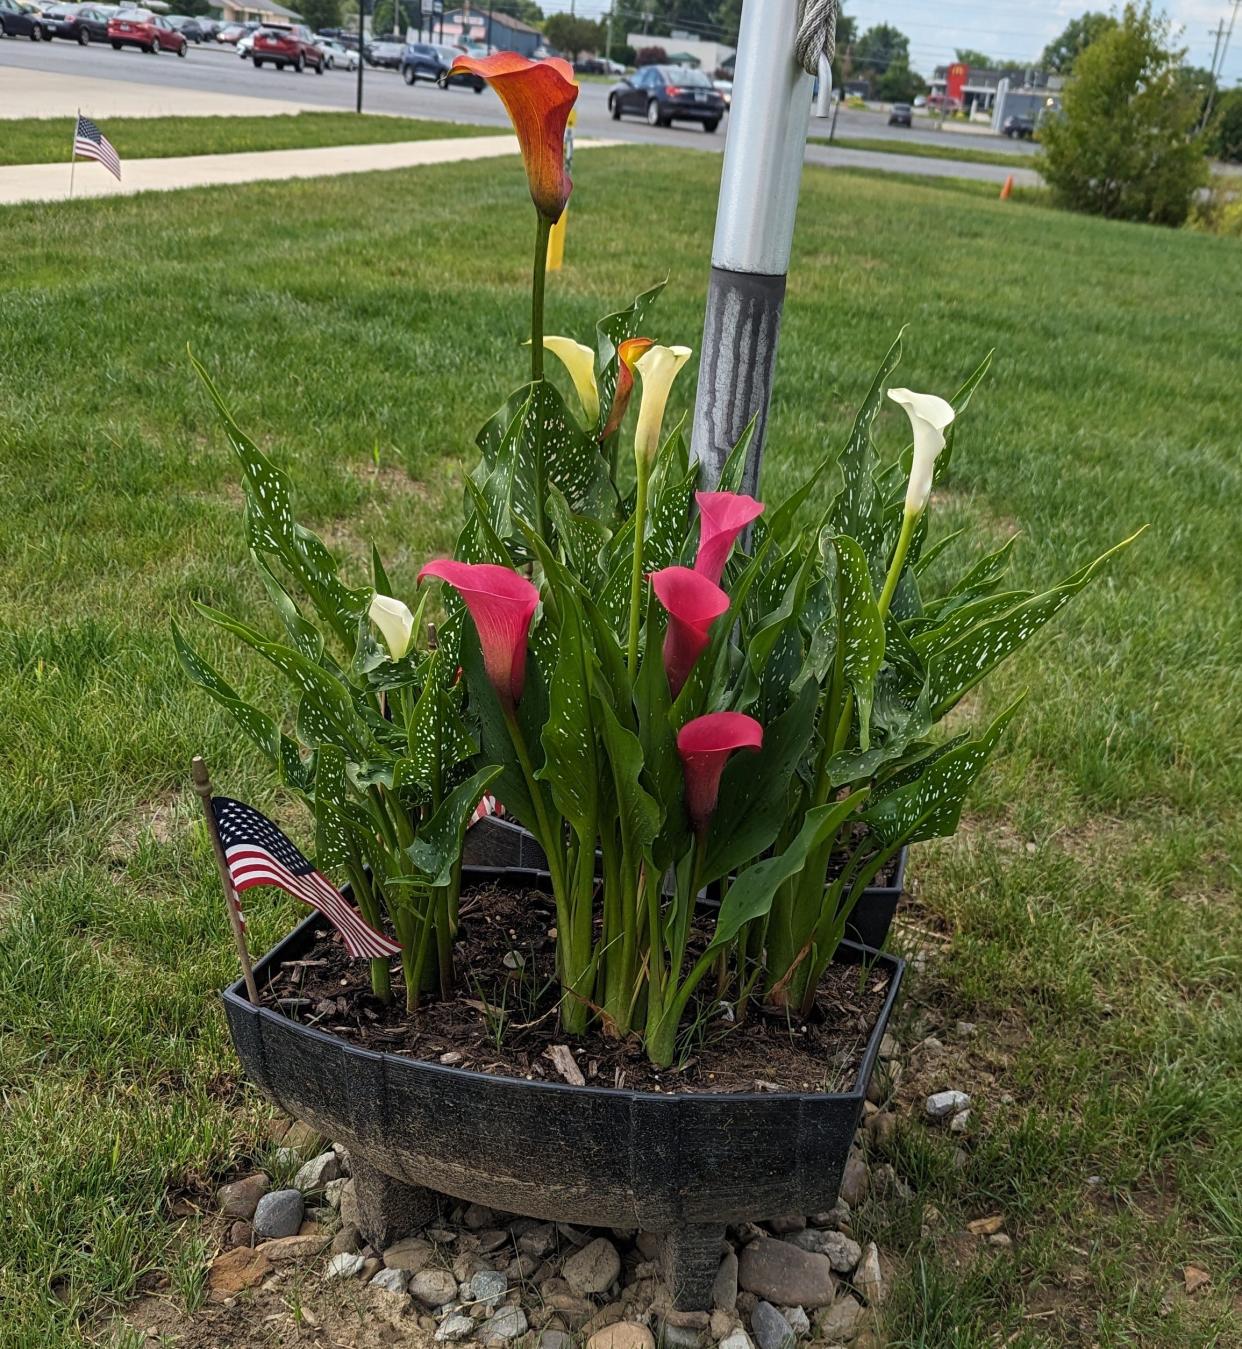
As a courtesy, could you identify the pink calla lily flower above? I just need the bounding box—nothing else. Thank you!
[650,566,730,698]
[677,712,764,834]
[418,560,539,709]
[693,491,765,585]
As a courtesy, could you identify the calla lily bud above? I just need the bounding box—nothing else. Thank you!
[368,593,415,660]
[417,560,539,710]
[650,565,729,698]
[600,336,654,442]
[887,387,957,515]
[634,344,692,468]
[448,52,577,222]
[539,336,599,426]
[693,491,765,585]
[677,711,764,835]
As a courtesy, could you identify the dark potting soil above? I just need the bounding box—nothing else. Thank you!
[258,882,892,1095]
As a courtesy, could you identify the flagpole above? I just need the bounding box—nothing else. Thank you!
[69,108,78,200]
[192,755,260,1004]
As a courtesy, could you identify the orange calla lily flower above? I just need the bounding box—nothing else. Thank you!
[449,52,578,222]
[600,336,655,441]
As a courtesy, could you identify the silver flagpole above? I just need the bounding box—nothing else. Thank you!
[690,0,817,494]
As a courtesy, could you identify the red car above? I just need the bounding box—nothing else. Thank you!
[251,23,324,72]
[108,7,187,53]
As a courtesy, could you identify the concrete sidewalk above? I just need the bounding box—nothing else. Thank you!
[804,142,1041,188]
[0,134,621,206]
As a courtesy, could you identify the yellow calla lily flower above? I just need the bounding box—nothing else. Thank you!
[368,593,415,661]
[540,336,600,427]
[634,344,693,467]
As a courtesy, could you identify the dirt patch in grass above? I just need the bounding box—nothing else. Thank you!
[106,792,191,861]
[115,1281,435,1349]
[259,881,893,1095]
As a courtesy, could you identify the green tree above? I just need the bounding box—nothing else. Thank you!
[1036,3,1207,226]
[954,48,994,69]
[854,23,909,81]
[1209,88,1242,162]
[1040,11,1117,73]
[544,13,603,56]
[874,58,925,102]
[300,0,340,32]
[831,12,858,88]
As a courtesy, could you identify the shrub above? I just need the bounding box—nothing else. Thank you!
[1037,3,1208,227]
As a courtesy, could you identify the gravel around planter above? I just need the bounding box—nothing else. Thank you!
[203,1108,905,1349]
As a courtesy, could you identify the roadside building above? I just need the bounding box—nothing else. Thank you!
[626,30,734,76]
[927,63,1063,124]
[216,0,303,23]
[445,6,542,56]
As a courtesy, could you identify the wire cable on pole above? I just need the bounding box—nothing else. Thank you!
[795,0,839,74]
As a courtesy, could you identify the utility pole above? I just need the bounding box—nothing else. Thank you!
[1202,7,1237,130]
[605,4,613,61]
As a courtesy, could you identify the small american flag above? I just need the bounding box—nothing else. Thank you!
[210,796,400,960]
[469,794,505,827]
[73,114,121,181]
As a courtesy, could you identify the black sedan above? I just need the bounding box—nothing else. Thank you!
[38,2,115,40]
[400,41,484,90]
[609,65,726,132]
[1002,114,1036,139]
[0,0,43,36]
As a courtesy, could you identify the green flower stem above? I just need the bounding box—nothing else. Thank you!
[531,214,551,384]
[626,458,651,675]
[346,857,391,1005]
[878,506,920,619]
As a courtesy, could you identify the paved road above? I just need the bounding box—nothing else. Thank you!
[0,38,1037,177]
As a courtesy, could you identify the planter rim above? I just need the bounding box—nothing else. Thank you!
[222,865,905,1109]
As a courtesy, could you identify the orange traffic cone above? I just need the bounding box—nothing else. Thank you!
[999,175,1014,201]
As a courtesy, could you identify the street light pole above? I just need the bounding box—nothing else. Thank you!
[690,0,814,494]
[356,0,365,113]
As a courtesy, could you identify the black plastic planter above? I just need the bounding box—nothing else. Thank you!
[222,866,903,1309]
[465,817,910,950]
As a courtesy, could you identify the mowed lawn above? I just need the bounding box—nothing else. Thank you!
[0,111,496,166]
[0,146,1239,1346]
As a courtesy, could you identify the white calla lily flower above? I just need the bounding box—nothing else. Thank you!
[539,336,600,426]
[887,387,957,514]
[634,344,693,467]
[368,593,415,661]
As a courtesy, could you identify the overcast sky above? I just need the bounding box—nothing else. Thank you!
[545,1,1241,86]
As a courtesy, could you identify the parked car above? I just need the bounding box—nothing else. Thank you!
[364,35,403,67]
[215,21,249,43]
[1002,114,1036,139]
[0,0,43,35]
[251,22,323,71]
[887,102,912,127]
[315,36,356,69]
[166,13,208,41]
[573,56,605,75]
[608,65,725,131]
[399,40,484,89]
[712,78,731,109]
[108,7,186,52]
[37,2,114,41]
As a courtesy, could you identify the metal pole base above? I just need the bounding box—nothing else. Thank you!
[691,266,787,494]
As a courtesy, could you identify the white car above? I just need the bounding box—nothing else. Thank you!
[236,29,256,55]
[316,36,357,69]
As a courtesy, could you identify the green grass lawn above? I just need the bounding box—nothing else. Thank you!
[1,145,1239,1347]
[813,134,1033,168]
[0,111,496,167]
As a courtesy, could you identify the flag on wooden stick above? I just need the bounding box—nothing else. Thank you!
[73,114,121,181]
[210,796,400,959]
